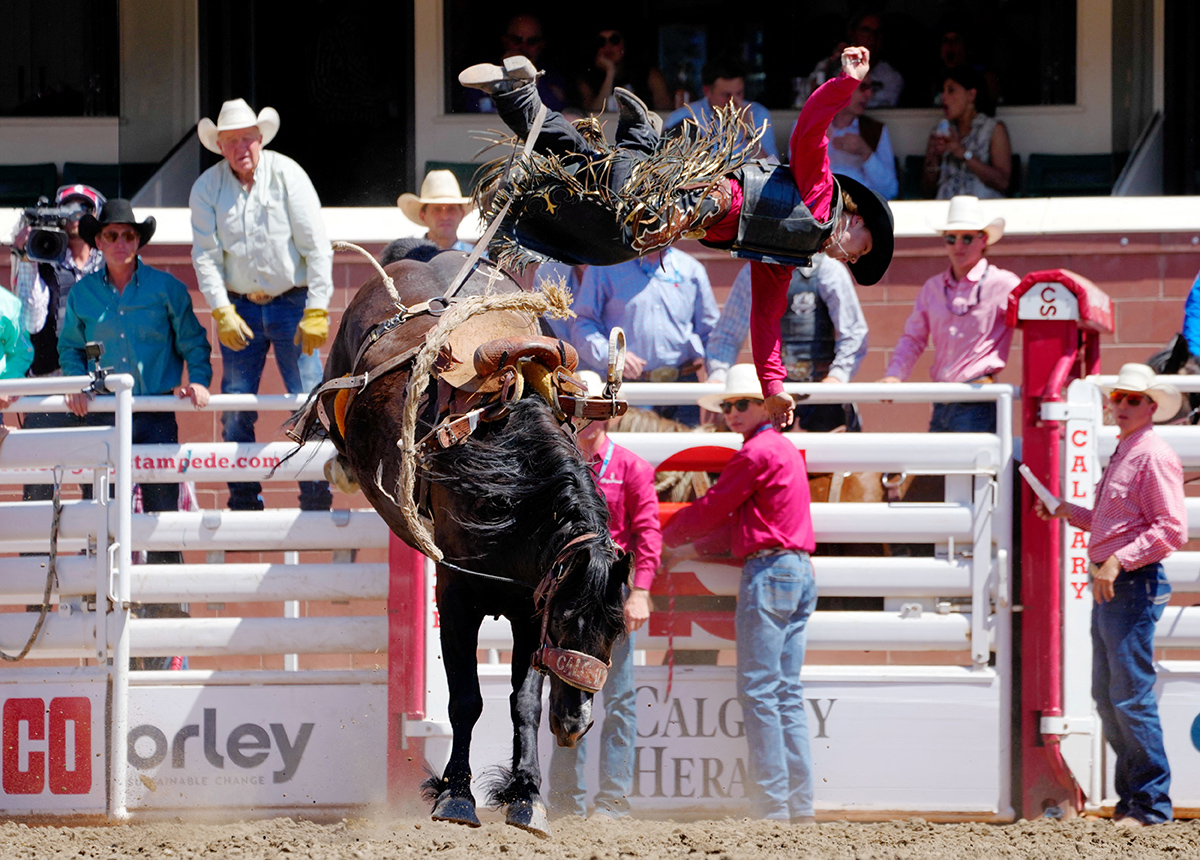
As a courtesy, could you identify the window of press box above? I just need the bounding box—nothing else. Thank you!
[443,1,1076,114]
[0,0,120,116]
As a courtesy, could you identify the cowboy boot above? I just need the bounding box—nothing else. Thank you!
[613,87,662,153]
[458,55,538,95]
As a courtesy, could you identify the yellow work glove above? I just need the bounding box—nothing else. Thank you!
[294,308,329,356]
[212,304,254,351]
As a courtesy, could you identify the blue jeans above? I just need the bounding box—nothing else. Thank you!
[736,552,818,820]
[548,630,636,816]
[929,401,996,433]
[220,289,330,511]
[1093,563,1173,824]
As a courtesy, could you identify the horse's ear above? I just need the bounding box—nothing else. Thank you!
[610,551,634,597]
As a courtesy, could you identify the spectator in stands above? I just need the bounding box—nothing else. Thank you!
[576,24,671,115]
[826,71,898,199]
[190,97,333,512]
[397,171,473,252]
[663,364,817,823]
[880,195,1019,432]
[708,256,867,432]
[549,370,660,820]
[931,18,1001,109]
[663,56,780,161]
[10,185,107,482]
[921,66,1012,199]
[1180,270,1200,358]
[573,247,718,424]
[1035,362,1184,827]
[58,198,211,549]
[465,13,569,113]
[847,9,903,108]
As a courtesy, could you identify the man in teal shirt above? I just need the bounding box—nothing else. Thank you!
[59,199,211,578]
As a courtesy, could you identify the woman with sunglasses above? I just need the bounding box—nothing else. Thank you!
[576,26,670,116]
[662,364,817,823]
[879,195,1019,432]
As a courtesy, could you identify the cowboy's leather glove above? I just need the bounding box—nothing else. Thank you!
[212,304,254,351]
[294,308,329,356]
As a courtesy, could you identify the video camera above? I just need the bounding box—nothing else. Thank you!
[20,197,88,264]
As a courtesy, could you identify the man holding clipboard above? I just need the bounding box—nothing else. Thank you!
[1032,363,1186,827]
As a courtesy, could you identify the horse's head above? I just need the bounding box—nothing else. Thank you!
[540,544,632,748]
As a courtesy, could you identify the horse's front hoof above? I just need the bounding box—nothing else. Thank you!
[506,797,551,839]
[431,791,481,828]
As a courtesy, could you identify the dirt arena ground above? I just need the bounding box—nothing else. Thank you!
[4,815,1200,860]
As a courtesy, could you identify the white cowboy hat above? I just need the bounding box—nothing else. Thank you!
[577,370,604,398]
[698,364,765,414]
[398,171,473,225]
[932,195,1005,245]
[1102,363,1182,424]
[197,98,281,154]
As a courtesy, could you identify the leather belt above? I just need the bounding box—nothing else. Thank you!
[241,285,306,305]
[746,547,808,561]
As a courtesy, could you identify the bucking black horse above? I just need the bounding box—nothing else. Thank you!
[291,250,630,837]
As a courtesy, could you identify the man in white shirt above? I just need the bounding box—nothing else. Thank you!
[190,98,334,511]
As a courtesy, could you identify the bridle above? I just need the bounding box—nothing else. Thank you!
[530,532,612,694]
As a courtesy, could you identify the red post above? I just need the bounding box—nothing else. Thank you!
[387,532,427,808]
[1008,270,1112,818]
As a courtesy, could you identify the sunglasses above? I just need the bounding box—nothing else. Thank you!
[503,33,544,47]
[99,229,139,244]
[1109,391,1147,407]
[595,32,623,48]
[719,398,762,414]
[944,233,984,246]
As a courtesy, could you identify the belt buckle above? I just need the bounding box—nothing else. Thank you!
[785,360,813,382]
[246,290,273,305]
[648,366,680,383]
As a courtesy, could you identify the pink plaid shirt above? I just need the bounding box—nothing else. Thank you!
[1065,424,1187,571]
[885,259,1020,383]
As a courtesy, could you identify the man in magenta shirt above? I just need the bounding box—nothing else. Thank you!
[549,372,661,818]
[458,47,894,430]
[662,365,817,822]
[1036,364,1185,827]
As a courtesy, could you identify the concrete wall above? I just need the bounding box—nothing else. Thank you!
[118,0,199,163]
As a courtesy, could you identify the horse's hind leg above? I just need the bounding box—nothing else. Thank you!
[428,588,485,827]
[494,620,551,838]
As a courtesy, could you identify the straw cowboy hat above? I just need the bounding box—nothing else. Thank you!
[398,170,472,225]
[933,195,1005,245]
[698,364,765,413]
[198,98,280,154]
[1102,363,1182,424]
[78,198,156,249]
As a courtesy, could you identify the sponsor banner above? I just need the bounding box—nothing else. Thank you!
[1142,671,1200,809]
[125,685,385,809]
[0,681,106,813]
[468,666,1005,814]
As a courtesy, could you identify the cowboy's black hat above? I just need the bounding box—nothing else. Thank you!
[79,198,156,249]
[833,174,893,286]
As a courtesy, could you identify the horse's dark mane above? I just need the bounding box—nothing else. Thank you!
[427,396,622,630]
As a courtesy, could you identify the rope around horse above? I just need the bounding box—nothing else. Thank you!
[396,282,574,559]
[331,241,404,309]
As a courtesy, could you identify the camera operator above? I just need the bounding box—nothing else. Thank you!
[9,185,106,498]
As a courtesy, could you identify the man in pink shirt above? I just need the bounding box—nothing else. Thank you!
[881,195,1019,432]
[662,365,816,822]
[458,48,894,430]
[1036,363,1186,827]
[549,372,661,819]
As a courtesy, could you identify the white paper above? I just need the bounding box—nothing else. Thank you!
[1019,464,1060,514]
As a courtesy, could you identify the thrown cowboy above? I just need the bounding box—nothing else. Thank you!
[189,98,333,511]
[459,46,894,428]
